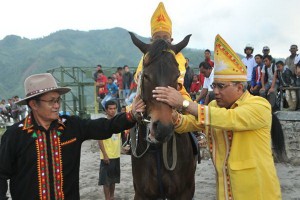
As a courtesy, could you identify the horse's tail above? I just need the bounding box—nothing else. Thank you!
[271,113,287,162]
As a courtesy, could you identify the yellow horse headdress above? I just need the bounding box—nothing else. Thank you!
[214,34,247,82]
[151,2,172,37]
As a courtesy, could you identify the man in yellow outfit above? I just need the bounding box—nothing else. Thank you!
[134,2,190,99]
[153,34,282,200]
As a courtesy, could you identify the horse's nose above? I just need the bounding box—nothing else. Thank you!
[152,120,174,143]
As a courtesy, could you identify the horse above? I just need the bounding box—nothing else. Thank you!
[128,32,197,200]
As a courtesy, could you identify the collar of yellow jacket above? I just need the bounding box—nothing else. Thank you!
[151,2,172,36]
[214,34,247,82]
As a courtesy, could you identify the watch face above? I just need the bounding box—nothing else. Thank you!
[183,100,189,108]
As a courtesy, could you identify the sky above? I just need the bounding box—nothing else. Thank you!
[0,0,299,58]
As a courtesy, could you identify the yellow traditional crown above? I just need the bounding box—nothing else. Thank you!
[151,2,172,36]
[214,34,247,82]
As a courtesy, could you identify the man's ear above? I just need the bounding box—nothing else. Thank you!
[237,83,244,91]
[28,100,38,111]
[177,83,182,91]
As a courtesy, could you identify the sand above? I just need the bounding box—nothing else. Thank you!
[79,140,300,200]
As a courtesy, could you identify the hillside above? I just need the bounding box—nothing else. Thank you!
[0,27,205,99]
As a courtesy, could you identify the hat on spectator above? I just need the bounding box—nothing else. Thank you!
[16,73,71,105]
[263,46,270,51]
[151,2,172,37]
[214,34,247,82]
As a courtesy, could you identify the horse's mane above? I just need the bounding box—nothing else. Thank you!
[144,39,178,70]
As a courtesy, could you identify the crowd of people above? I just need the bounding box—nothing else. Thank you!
[182,45,300,112]
[94,64,137,112]
[0,96,27,124]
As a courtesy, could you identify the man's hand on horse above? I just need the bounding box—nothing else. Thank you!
[153,86,184,109]
[131,94,146,121]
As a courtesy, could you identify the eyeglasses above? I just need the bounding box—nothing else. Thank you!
[37,97,62,106]
[211,83,236,90]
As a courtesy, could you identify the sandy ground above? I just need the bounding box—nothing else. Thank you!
[79,140,300,200]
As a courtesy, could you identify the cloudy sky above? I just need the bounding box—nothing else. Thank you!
[0,0,299,58]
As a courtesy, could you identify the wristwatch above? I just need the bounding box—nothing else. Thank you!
[182,100,190,109]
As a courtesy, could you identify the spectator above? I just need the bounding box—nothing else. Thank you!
[242,44,256,90]
[262,46,276,65]
[101,77,119,109]
[250,54,264,95]
[194,62,214,104]
[199,49,214,89]
[10,96,20,123]
[285,44,298,75]
[98,100,121,200]
[260,55,279,111]
[189,74,201,101]
[96,70,108,110]
[93,64,103,81]
[275,60,297,110]
[122,65,133,99]
[94,65,103,99]
[0,99,9,122]
[125,72,138,106]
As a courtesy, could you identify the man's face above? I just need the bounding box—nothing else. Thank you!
[199,66,211,78]
[245,48,253,55]
[97,73,103,78]
[32,91,61,123]
[263,49,269,56]
[212,81,242,108]
[107,78,113,84]
[290,45,298,55]
[264,58,271,67]
[152,31,172,43]
[255,56,262,64]
[106,104,117,118]
[276,64,284,72]
[204,51,211,59]
[124,66,129,72]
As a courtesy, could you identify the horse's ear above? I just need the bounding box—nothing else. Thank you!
[128,32,150,54]
[172,34,192,54]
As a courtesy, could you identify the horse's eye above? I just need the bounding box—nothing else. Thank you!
[143,74,150,80]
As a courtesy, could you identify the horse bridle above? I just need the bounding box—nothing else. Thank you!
[131,53,178,170]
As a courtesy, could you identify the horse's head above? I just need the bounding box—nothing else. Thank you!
[129,32,191,143]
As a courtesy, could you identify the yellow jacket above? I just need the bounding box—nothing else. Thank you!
[175,91,281,200]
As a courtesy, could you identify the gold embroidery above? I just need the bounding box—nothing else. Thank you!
[61,138,77,146]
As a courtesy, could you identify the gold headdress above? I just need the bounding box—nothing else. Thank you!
[151,2,172,36]
[214,34,247,82]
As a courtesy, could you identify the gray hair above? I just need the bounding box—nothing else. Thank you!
[232,81,247,92]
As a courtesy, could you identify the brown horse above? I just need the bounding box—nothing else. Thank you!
[128,32,197,200]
